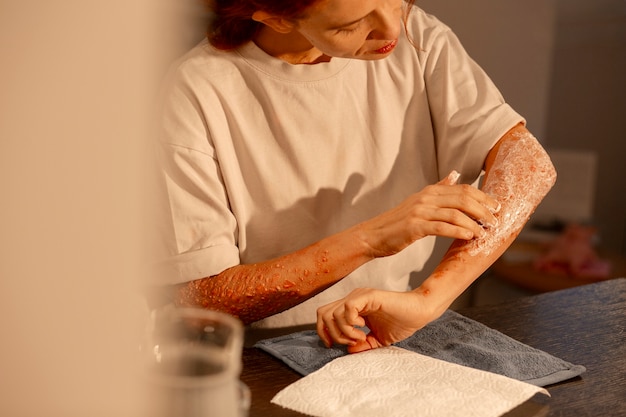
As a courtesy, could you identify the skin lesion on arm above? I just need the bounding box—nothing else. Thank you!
[465,124,557,257]
[173,235,371,325]
[175,263,318,325]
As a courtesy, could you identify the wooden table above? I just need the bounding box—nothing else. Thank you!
[240,278,626,417]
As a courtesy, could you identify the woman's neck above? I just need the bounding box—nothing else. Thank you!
[253,26,331,65]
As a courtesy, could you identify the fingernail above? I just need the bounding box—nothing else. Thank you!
[482,217,499,228]
[448,170,460,184]
[490,202,501,214]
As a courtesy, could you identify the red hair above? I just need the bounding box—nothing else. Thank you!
[208,0,319,50]
[207,0,418,51]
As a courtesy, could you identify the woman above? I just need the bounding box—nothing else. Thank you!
[155,0,556,352]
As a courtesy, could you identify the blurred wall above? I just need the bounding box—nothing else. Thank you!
[545,0,626,255]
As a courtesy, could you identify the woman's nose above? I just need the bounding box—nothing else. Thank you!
[367,2,402,40]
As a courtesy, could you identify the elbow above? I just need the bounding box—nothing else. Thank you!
[535,146,557,200]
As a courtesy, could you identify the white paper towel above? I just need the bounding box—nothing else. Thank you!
[272,346,548,417]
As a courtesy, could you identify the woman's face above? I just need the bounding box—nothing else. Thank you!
[294,0,404,60]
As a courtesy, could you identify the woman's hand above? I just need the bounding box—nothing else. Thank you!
[316,288,434,353]
[355,171,500,259]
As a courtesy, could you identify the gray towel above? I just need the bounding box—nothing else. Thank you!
[254,310,585,387]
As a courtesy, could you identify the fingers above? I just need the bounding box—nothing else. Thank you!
[316,320,333,348]
[419,218,482,241]
[439,170,460,186]
[428,171,501,237]
[347,334,383,354]
[316,305,365,348]
[359,171,503,258]
[439,189,499,228]
[407,201,493,241]
[318,320,367,348]
[316,290,424,352]
[316,294,369,348]
[439,170,501,214]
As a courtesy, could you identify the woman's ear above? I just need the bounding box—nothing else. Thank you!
[251,11,296,33]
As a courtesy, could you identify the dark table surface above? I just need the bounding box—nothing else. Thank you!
[240,278,626,417]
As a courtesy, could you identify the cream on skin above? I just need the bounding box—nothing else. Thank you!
[316,124,556,352]
[466,130,556,256]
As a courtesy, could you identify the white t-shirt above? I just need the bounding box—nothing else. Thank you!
[155,7,523,327]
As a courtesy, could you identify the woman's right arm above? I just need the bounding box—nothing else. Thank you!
[174,172,498,325]
[174,226,371,325]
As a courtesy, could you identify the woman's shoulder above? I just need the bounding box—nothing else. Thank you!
[404,5,455,48]
[166,39,247,84]
[407,5,451,29]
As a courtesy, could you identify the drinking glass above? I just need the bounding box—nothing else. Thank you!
[141,306,249,417]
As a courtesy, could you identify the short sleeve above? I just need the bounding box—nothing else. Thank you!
[416,13,524,183]
[152,69,240,285]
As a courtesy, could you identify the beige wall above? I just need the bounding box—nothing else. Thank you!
[0,1,157,415]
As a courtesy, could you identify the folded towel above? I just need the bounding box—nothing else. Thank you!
[254,310,585,386]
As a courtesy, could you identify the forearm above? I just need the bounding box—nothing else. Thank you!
[174,226,372,324]
[416,126,557,316]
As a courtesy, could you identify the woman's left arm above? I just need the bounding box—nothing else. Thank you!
[412,123,557,315]
[316,124,556,352]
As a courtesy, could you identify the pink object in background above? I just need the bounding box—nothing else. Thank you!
[533,224,612,279]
